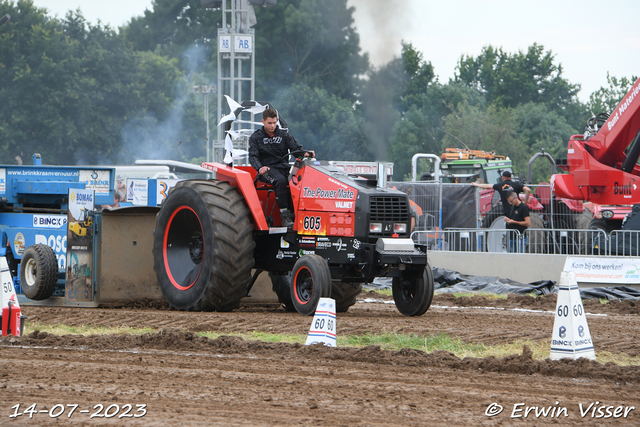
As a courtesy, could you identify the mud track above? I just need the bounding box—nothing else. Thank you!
[1,293,640,425]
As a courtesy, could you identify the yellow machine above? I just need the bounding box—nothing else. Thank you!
[69,208,93,238]
[441,148,506,161]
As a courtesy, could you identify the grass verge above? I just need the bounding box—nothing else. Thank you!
[22,322,640,366]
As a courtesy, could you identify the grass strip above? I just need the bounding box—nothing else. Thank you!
[22,323,640,366]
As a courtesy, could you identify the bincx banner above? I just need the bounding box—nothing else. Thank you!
[32,214,67,229]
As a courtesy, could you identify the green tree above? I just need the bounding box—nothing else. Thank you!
[440,101,529,174]
[0,2,186,165]
[123,0,220,72]
[388,81,486,180]
[360,43,436,165]
[273,82,370,161]
[254,0,368,102]
[399,42,434,111]
[455,43,583,126]
[513,102,577,183]
[587,72,639,115]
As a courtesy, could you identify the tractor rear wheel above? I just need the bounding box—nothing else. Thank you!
[20,244,58,300]
[290,255,331,316]
[269,273,296,312]
[392,262,434,316]
[153,180,255,311]
[331,281,362,313]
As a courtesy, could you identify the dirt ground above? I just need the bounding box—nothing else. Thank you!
[1,292,640,426]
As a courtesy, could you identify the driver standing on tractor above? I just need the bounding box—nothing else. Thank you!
[249,108,314,228]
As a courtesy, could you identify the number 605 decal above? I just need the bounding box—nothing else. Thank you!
[303,216,321,231]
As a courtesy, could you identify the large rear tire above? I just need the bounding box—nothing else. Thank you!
[392,262,434,316]
[20,244,58,300]
[153,180,255,311]
[290,255,331,316]
[331,281,362,313]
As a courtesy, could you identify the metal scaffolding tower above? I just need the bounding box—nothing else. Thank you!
[216,0,256,164]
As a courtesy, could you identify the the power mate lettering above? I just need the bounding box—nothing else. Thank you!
[303,187,355,199]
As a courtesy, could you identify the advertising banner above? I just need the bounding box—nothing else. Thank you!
[66,189,95,302]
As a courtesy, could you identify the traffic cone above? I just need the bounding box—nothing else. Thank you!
[550,271,596,360]
[305,298,336,347]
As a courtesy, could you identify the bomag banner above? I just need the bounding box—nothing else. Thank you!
[66,189,95,302]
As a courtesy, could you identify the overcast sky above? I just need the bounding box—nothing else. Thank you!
[31,0,640,102]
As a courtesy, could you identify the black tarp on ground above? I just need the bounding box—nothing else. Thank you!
[431,268,640,300]
[366,269,640,300]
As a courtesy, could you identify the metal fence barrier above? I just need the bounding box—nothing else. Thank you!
[412,227,610,255]
[393,181,640,256]
[609,230,640,256]
[391,181,593,233]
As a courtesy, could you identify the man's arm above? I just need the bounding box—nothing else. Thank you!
[248,135,263,171]
[522,185,531,204]
[471,182,493,189]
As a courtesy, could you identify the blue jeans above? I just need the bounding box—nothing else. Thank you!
[509,235,528,253]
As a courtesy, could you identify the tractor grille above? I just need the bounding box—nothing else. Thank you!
[370,196,409,222]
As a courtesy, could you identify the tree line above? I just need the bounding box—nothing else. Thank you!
[0,0,636,182]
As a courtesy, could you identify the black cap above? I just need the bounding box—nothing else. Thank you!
[501,171,512,178]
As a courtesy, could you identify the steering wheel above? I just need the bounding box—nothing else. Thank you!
[280,149,310,162]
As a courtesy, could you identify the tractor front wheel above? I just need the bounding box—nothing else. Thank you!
[392,262,434,316]
[290,255,331,316]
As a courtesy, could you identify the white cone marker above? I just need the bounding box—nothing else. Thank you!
[305,297,336,347]
[550,271,596,360]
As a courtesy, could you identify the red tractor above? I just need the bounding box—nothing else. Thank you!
[553,78,640,242]
[152,152,434,316]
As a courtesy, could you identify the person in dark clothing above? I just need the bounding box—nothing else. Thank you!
[249,108,314,227]
[472,170,531,216]
[505,190,530,253]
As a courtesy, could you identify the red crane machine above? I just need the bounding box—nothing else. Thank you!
[552,78,640,233]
